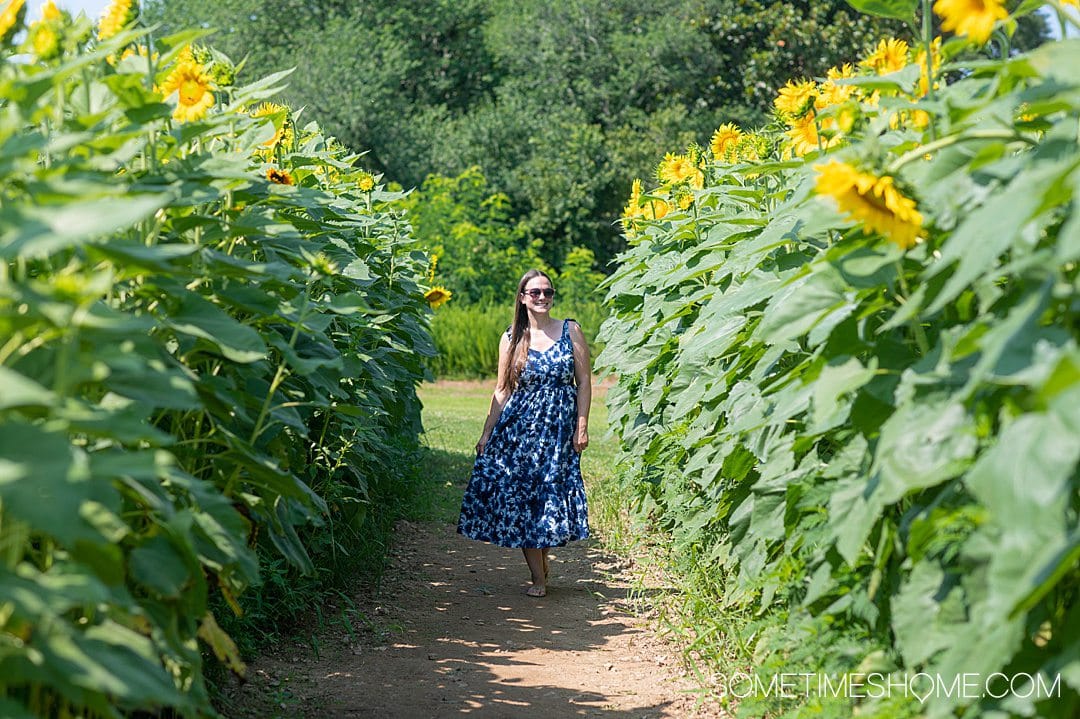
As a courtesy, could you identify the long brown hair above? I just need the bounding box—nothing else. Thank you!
[499,269,552,393]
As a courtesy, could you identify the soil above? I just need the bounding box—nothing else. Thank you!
[223,520,728,718]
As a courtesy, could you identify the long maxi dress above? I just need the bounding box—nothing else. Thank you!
[457,319,590,548]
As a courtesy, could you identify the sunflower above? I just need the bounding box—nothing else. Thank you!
[784,114,826,157]
[674,188,694,210]
[0,0,26,45]
[774,79,817,118]
[710,123,742,162]
[41,0,60,20]
[161,60,215,122]
[736,134,769,163]
[98,0,137,41]
[933,0,1007,44]
[251,102,289,147]
[642,196,671,221]
[357,172,375,192]
[28,18,59,59]
[860,38,909,75]
[657,152,702,187]
[266,167,294,185]
[914,36,943,97]
[818,65,857,108]
[622,178,644,220]
[814,160,923,249]
[425,286,452,310]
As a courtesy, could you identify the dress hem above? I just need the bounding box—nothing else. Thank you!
[456,526,590,549]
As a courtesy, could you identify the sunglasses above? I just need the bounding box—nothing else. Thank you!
[522,288,555,299]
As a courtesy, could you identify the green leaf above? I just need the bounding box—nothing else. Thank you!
[810,357,878,434]
[925,155,1074,314]
[844,0,918,20]
[129,536,193,600]
[754,266,848,345]
[166,293,266,363]
[872,402,977,504]
[0,195,172,259]
[0,367,57,410]
[0,423,120,546]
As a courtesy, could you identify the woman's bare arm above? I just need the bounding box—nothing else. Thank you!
[476,332,513,454]
[569,321,591,452]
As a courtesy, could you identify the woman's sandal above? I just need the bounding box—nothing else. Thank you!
[526,584,546,598]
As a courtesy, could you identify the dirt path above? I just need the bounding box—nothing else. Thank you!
[231,520,726,718]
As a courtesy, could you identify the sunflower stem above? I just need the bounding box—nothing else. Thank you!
[921,0,937,142]
[895,260,929,356]
[888,129,1037,173]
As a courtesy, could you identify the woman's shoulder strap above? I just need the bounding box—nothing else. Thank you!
[562,318,576,337]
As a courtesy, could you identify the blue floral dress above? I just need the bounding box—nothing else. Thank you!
[457,319,590,548]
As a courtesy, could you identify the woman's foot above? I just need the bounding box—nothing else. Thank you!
[526,584,546,598]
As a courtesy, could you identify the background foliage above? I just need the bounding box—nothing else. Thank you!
[0,11,432,717]
[143,0,996,270]
[597,1,1078,717]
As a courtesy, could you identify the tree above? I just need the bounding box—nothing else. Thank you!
[144,0,1048,273]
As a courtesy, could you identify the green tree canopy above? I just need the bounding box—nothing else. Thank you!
[146,0,1049,270]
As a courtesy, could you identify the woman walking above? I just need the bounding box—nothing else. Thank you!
[457,269,591,598]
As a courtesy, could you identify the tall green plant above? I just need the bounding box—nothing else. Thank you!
[599,2,1079,716]
[0,6,431,716]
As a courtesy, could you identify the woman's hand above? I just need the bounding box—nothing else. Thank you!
[476,431,491,456]
[573,426,589,453]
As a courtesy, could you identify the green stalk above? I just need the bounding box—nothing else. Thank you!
[224,282,313,496]
[921,0,937,142]
[894,260,929,355]
[888,129,1037,173]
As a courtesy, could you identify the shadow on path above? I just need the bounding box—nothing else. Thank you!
[241,521,718,718]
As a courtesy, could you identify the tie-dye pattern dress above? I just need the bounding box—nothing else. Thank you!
[457,319,590,548]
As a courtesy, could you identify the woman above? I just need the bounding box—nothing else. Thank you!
[457,269,591,598]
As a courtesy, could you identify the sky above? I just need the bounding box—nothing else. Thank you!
[38,0,109,20]
[27,0,1080,38]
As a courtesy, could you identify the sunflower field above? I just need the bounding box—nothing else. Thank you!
[599,0,1079,716]
[0,1,433,716]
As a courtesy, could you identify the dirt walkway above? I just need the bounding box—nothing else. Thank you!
[231,520,725,718]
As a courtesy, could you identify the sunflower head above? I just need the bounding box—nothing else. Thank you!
[357,172,376,192]
[814,160,923,249]
[425,286,452,310]
[914,36,943,97]
[266,167,294,185]
[933,0,1008,45]
[28,19,60,59]
[657,152,702,187]
[860,38,910,76]
[641,195,672,222]
[251,102,290,148]
[674,187,694,210]
[784,114,823,158]
[0,0,27,46]
[710,123,743,162]
[622,178,645,227]
[98,0,138,41]
[735,134,769,163]
[162,60,215,122]
[774,79,817,119]
[818,65,858,108]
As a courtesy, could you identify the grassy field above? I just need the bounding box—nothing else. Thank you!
[415,378,624,538]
